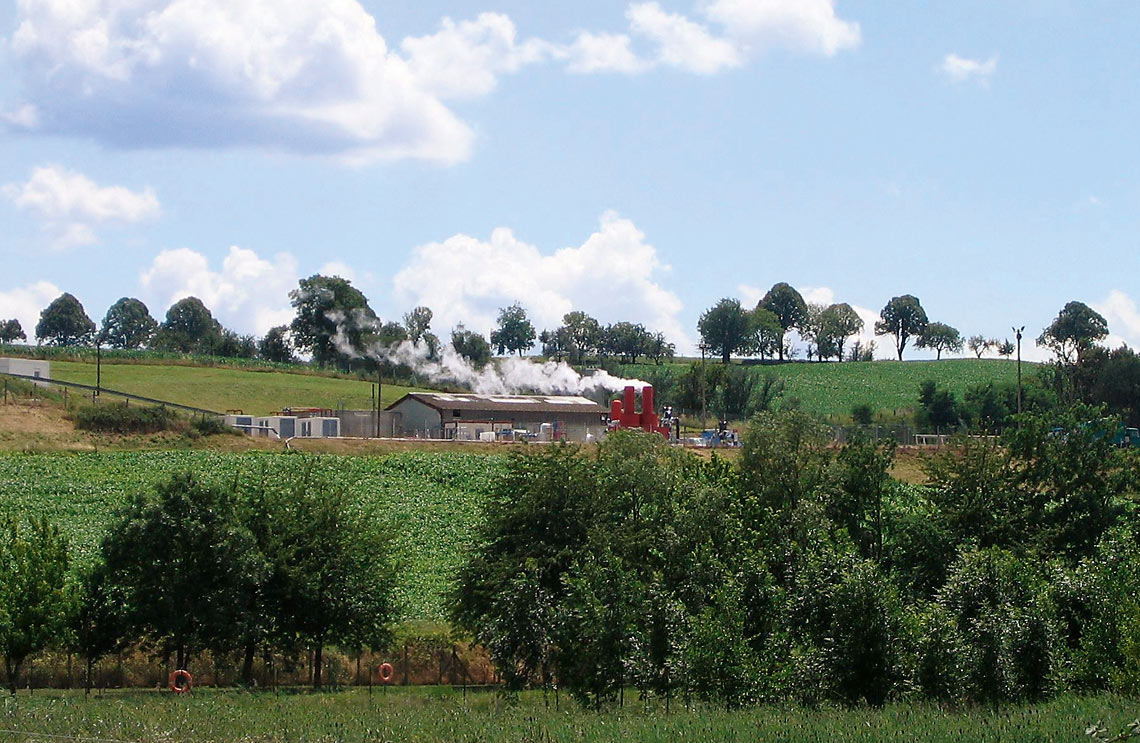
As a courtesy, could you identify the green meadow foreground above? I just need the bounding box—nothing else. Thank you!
[1,689,1133,743]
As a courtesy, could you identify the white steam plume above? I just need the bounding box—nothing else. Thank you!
[330,313,647,395]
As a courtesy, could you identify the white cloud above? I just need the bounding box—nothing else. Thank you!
[627,2,742,74]
[5,165,160,249]
[393,212,689,349]
[8,0,474,164]
[401,13,550,99]
[940,53,998,85]
[0,280,63,341]
[1095,289,1140,351]
[563,32,649,75]
[703,0,861,56]
[139,246,299,336]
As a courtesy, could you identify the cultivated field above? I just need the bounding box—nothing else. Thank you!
[0,450,501,623]
[621,358,1026,419]
[0,688,1129,743]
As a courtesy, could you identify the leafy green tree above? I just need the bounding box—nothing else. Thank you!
[0,318,26,344]
[967,334,992,358]
[917,380,961,430]
[752,306,784,359]
[451,324,492,368]
[646,331,676,364]
[403,306,433,343]
[916,321,963,360]
[698,298,754,363]
[99,297,157,349]
[875,295,928,361]
[759,283,808,361]
[997,338,1015,358]
[258,325,295,363]
[250,465,395,688]
[100,472,267,670]
[938,548,1058,704]
[490,303,536,356]
[0,516,70,694]
[1038,300,1108,363]
[289,275,377,368]
[153,297,222,354]
[35,293,96,346]
[205,329,257,359]
[69,560,126,694]
[539,326,574,361]
[560,311,601,364]
[605,321,652,363]
[820,303,863,362]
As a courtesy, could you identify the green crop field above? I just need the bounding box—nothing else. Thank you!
[621,358,1029,420]
[0,689,1130,743]
[48,361,423,415]
[0,450,502,623]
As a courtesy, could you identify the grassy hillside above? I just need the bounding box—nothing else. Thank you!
[0,450,501,623]
[621,358,1028,420]
[49,360,421,415]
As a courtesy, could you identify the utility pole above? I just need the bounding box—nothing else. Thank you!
[699,343,707,430]
[96,340,102,398]
[376,368,382,438]
[1013,325,1025,416]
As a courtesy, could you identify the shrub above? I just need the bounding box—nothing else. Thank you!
[851,403,874,425]
[192,416,232,436]
[74,403,179,434]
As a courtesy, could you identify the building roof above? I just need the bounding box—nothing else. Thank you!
[388,392,608,415]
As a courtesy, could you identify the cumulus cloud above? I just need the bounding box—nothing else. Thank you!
[565,0,859,75]
[139,246,299,336]
[704,0,860,56]
[402,13,550,99]
[4,165,160,249]
[393,212,688,349]
[1095,289,1140,351]
[7,0,474,163]
[940,53,998,85]
[627,2,742,74]
[563,32,649,74]
[0,280,63,341]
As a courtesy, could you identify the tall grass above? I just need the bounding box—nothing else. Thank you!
[0,689,1130,743]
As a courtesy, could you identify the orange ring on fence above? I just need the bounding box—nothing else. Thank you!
[378,662,394,683]
[169,669,193,693]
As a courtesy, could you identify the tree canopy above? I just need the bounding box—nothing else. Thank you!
[490,303,536,356]
[35,293,96,346]
[258,325,295,363]
[698,298,754,363]
[99,297,157,349]
[1038,300,1108,363]
[874,295,928,361]
[0,319,26,344]
[916,322,963,360]
[289,275,377,368]
[452,324,492,367]
[153,297,222,354]
[759,283,807,361]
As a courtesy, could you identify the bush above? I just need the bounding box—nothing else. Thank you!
[74,403,179,434]
[192,416,232,436]
[851,403,874,425]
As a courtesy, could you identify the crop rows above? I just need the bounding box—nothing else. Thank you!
[0,450,503,623]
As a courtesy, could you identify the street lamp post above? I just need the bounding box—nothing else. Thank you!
[1012,325,1025,416]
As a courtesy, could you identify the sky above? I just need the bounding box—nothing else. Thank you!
[1,0,1138,362]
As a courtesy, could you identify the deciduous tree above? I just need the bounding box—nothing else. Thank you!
[759,283,808,361]
[35,293,96,346]
[0,319,26,344]
[1037,300,1108,363]
[153,297,222,354]
[99,298,157,349]
[289,275,377,368]
[490,303,536,356]
[917,322,964,360]
[698,298,754,364]
[874,295,928,361]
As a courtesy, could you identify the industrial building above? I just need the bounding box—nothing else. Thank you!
[386,392,609,442]
[0,358,50,380]
[224,414,341,440]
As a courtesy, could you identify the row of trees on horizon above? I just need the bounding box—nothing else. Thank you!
[0,275,1117,372]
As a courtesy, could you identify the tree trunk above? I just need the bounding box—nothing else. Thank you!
[86,657,94,696]
[177,645,186,671]
[241,641,256,687]
[6,657,21,695]
[313,643,324,689]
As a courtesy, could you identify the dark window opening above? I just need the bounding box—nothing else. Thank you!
[453,409,462,417]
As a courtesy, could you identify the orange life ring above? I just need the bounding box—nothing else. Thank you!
[169,669,193,693]
[378,662,394,683]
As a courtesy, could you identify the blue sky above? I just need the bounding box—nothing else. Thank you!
[0,0,1137,360]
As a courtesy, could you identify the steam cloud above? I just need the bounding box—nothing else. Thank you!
[329,313,647,396]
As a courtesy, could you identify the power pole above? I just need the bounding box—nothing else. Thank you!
[1013,325,1025,416]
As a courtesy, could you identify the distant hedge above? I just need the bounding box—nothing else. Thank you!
[74,403,179,434]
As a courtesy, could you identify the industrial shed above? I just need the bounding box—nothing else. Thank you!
[386,392,608,442]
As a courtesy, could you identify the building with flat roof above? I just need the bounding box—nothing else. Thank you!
[0,358,50,380]
[386,392,608,441]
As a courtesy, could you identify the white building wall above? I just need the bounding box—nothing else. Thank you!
[0,358,51,379]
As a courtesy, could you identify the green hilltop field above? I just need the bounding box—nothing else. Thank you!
[38,357,1029,420]
[49,360,422,415]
